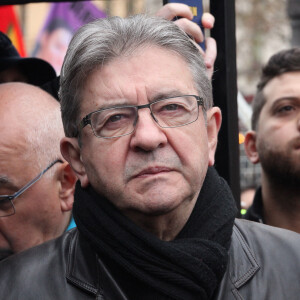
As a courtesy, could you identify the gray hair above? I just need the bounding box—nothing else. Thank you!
[60,14,212,137]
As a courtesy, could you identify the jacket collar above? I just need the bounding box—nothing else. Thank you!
[227,221,260,289]
[65,230,128,299]
[66,230,99,295]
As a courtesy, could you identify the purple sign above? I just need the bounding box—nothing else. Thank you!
[32,1,106,74]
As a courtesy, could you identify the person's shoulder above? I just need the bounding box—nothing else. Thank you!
[0,228,76,268]
[217,221,300,299]
[234,218,300,242]
[0,229,77,293]
[233,218,300,263]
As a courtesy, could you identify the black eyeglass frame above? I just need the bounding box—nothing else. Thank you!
[0,159,63,217]
[78,95,204,139]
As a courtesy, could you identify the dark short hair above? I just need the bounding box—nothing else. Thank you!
[251,47,300,130]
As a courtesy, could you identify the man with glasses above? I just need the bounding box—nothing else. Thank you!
[1,14,300,300]
[0,82,76,261]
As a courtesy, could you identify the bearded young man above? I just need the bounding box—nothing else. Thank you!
[1,15,300,300]
[244,48,300,233]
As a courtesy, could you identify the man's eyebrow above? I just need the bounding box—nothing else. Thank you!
[94,91,189,110]
[0,176,17,190]
[0,176,9,185]
[150,91,187,103]
[269,96,300,110]
[272,96,300,104]
[95,99,130,110]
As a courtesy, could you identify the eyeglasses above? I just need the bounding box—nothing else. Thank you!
[78,95,204,139]
[0,159,63,217]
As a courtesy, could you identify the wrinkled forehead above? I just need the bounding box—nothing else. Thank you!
[0,141,33,193]
[77,46,197,116]
[0,125,32,166]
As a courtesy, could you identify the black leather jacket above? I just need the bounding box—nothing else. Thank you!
[1,219,300,300]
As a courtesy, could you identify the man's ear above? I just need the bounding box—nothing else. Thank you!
[206,107,222,166]
[56,162,76,212]
[60,137,89,187]
[244,131,260,164]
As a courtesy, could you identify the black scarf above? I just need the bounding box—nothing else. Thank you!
[73,167,237,300]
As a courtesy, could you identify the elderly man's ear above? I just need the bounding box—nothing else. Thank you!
[244,131,260,164]
[60,138,90,188]
[56,162,77,212]
[207,107,222,166]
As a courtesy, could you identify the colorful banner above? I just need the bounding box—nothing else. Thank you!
[0,5,26,56]
[32,1,106,74]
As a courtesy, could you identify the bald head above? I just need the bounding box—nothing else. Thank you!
[0,82,64,172]
[0,83,75,258]
[0,82,59,107]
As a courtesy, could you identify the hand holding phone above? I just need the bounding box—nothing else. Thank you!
[158,1,216,79]
[162,0,205,50]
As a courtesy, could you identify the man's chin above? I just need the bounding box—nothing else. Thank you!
[0,249,13,261]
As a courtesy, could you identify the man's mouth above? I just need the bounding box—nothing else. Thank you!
[135,167,172,178]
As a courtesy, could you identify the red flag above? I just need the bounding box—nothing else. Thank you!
[0,5,26,56]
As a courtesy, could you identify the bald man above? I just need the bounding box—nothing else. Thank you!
[0,82,76,261]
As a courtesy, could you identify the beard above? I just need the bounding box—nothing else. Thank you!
[257,137,300,188]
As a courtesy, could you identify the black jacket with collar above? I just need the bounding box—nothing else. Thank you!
[1,218,300,300]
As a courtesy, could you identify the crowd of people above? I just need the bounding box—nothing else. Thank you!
[0,2,299,299]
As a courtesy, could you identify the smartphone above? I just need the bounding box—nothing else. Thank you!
[162,0,205,50]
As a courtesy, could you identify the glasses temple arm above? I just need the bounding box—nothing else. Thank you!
[12,159,63,199]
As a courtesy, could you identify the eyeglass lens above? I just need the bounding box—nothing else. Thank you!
[90,95,199,138]
[0,159,62,217]
[0,197,15,217]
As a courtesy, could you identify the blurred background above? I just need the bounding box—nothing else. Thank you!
[0,0,291,94]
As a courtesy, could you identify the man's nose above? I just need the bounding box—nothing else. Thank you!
[129,109,168,152]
